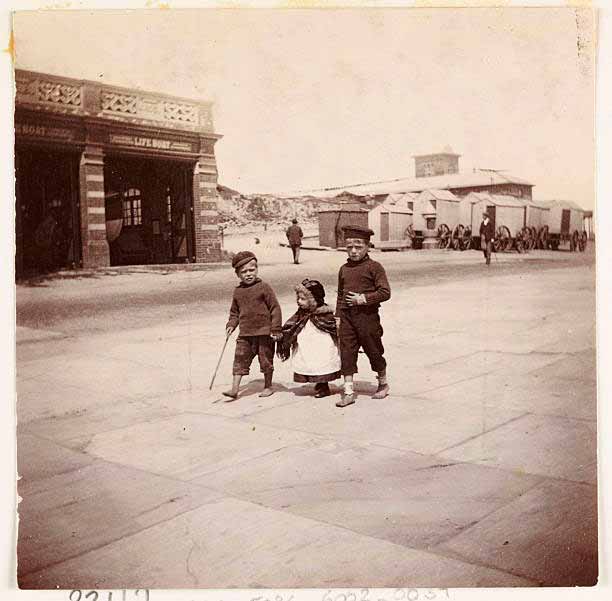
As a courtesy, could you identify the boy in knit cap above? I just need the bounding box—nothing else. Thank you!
[223,251,282,399]
[335,225,391,407]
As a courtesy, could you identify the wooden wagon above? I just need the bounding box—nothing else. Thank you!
[462,192,532,252]
[368,193,415,249]
[537,199,588,251]
[409,189,471,250]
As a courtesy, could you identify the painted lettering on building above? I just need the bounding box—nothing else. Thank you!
[15,123,75,140]
[109,134,193,153]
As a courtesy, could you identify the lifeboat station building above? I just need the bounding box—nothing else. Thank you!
[14,69,222,277]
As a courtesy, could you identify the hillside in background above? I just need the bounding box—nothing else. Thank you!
[216,185,338,231]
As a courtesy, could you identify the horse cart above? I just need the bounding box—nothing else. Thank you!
[409,189,473,250]
[535,200,588,251]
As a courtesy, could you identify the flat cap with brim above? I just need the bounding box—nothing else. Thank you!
[232,250,257,270]
[342,224,374,240]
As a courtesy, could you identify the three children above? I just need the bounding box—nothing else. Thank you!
[223,227,391,407]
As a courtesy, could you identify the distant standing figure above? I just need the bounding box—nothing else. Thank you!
[479,212,495,266]
[286,218,304,264]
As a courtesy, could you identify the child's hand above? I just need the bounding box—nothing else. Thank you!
[225,326,235,337]
[270,332,283,342]
[345,291,367,306]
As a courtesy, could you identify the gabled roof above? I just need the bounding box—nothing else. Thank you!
[418,189,461,202]
[538,199,585,211]
[465,191,528,208]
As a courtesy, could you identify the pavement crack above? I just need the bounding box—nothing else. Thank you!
[433,412,531,455]
[185,539,200,587]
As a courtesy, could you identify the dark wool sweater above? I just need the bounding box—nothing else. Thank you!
[336,255,391,313]
[226,279,282,336]
[479,219,495,242]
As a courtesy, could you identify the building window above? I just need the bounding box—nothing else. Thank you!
[123,187,142,226]
[166,187,172,223]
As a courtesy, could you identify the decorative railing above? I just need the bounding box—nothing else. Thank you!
[16,72,83,113]
[15,70,214,133]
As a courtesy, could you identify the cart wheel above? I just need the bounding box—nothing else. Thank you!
[437,223,451,249]
[579,231,588,252]
[451,224,464,251]
[461,227,472,250]
[496,225,511,252]
[538,226,549,250]
[528,227,537,250]
[570,230,579,252]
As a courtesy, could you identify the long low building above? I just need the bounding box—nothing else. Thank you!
[14,69,223,277]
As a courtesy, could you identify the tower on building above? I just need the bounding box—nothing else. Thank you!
[413,146,461,178]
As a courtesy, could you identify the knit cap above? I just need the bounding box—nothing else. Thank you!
[232,250,257,271]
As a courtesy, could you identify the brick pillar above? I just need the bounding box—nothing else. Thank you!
[192,155,222,262]
[78,145,110,268]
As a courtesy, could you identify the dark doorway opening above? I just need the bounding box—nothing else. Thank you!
[104,156,195,266]
[486,205,497,232]
[15,146,81,278]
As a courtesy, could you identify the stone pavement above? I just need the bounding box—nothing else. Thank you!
[15,260,597,589]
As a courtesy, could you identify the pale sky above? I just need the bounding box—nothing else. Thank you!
[13,7,596,207]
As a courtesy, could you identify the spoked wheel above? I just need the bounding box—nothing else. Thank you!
[579,231,588,252]
[451,224,465,250]
[528,227,538,250]
[570,230,580,252]
[460,227,472,250]
[538,225,549,250]
[437,223,451,249]
[494,225,511,252]
[516,226,531,253]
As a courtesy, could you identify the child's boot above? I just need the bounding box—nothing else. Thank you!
[314,382,331,398]
[372,371,389,399]
[223,375,242,400]
[259,371,274,397]
[336,379,355,407]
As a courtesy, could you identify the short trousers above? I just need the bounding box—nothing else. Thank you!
[232,335,275,375]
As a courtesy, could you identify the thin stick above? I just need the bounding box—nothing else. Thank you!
[209,332,232,390]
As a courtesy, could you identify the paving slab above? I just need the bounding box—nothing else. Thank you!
[17,460,222,578]
[16,374,137,424]
[417,370,597,421]
[436,479,598,586]
[19,497,534,589]
[529,349,597,383]
[438,413,597,483]
[198,438,543,549]
[19,398,179,444]
[34,354,191,400]
[17,434,94,483]
[142,384,309,420]
[241,394,525,456]
[83,412,318,481]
